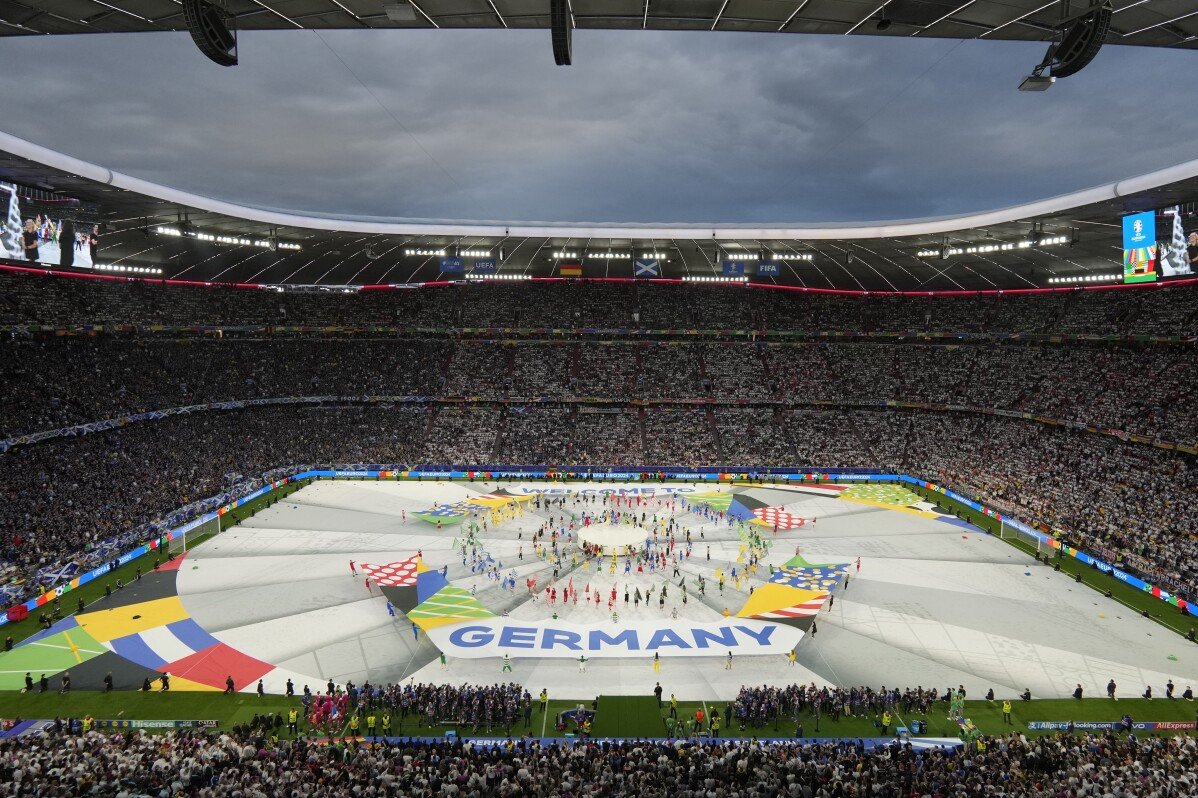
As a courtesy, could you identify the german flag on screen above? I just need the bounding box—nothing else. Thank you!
[560,263,582,277]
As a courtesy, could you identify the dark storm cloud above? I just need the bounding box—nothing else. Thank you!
[0,28,1196,224]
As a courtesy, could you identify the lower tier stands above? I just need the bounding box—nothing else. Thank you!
[1,405,1193,608]
[0,726,1194,798]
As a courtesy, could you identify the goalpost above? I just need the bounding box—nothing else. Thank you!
[167,511,222,556]
[998,517,1046,555]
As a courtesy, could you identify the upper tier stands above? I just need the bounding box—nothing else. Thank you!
[2,270,1196,335]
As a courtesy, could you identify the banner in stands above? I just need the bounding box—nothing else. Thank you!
[634,259,661,277]
[756,262,781,276]
[440,257,463,273]
[1027,721,1196,731]
[95,719,220,729]
[722,261,745,277]
[429,618,802,659]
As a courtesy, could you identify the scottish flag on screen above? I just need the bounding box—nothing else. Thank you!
[634,259,661,277]
[440,257,464,273]
[722,261,745,277]
[757,262,781,276]
[473,259,497,274]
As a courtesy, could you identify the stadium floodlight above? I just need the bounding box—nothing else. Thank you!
[183,0,238,67]
[1018,75,1055,92]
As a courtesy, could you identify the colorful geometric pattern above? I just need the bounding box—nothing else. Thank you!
[751,507,806,529]
[408,585,495,631]
[158,642,274,692]
[768,566,846,591]
[750,596,827,620]
[0,626,107,690]
[416,568,450,603]
[735,557,851,628]
[840,484,922,506]
[727,496,766,521]
[359,556,423,586]
[414,501,471,525]
[468,492,532,509]
[736,584,825,620]
[75,596,190,643]
[106,618,222,671]
[687,492,733,512]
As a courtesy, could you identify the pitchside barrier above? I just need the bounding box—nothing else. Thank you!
[1,467,1189,628]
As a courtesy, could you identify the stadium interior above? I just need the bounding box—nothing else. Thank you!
[2,11,1198,796]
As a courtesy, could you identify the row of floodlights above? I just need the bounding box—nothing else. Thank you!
[549,251,811,261]
[466,273,529,281]
[682,275,749,283]
[1047,274,1120,284]
[405,249,495,257]
[90,263,163,275]
[154,226,300,250]
[917,236,1071,258]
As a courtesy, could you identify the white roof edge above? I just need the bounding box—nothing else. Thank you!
[6,130,1198,240]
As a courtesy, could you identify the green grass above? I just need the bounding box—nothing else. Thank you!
[1,479,308,649]
[661,697,1197,740]
[0,689,304,732]
[903,481,1198,638]
[592,695,664,738]
[0,691,1192,741]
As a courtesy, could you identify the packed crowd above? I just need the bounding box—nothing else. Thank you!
[1,275,1195,611]
[2,725,1195,798]
[2,403,1194,607]
[2,337,1193,445]
[0,406,429,597]
[3,269,1196,335]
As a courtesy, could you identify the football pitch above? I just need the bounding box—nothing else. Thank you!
[2,477,1195,713]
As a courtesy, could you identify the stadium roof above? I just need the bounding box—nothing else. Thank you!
[2,0,1196,49]
[3,130,1198,291]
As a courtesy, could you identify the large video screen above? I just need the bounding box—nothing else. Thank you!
[1157,206,1197,278]
[1122,211,1157,283]
[1,182,100,269]
[1122,207,1196,284]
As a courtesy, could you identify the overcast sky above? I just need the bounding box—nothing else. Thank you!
[0,29,1196,224]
